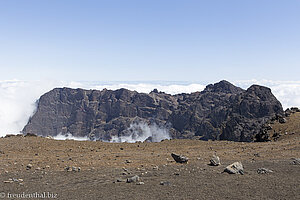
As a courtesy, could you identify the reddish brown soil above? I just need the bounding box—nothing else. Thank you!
[0,113,299,200]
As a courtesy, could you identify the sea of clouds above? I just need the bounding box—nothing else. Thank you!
[0,79,299,138]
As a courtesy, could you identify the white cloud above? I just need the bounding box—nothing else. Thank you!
[0,79,299,137]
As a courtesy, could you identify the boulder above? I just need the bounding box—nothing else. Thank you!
[224,162,244,175]
[279,117,287,124]
[285,108,292,117]
[4,134,16,138]
[145,136,153,142]
[257,168,273,174]
[171,153,188,164]
[65,166,81,172]
[160,181,171,186]
[26,164,33,170]
[115,178,126,183]
[209,155,221,166]
[291,107,300,112]
[126,175,140,183]
[291,158,300,165]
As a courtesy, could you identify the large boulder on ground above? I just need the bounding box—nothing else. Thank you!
[224,162,244,175]
[209,155,221,166]
[126,175,140,183]
[171,153,189,163]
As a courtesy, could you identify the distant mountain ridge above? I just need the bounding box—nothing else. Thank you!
[22,80,283,142]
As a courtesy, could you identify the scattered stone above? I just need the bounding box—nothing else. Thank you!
[153,166,159,170]
[4,180,13,183]
[125,160,132,164]
[4,134,17,138]
[254,153,260,157]
[291,158,300,165]
[121,172,128,175]
[171,153,188,164]
[160,181,171,186]
[264,124,272,130]
[224,162,244,175]
[115,178,126,183]
[291,107,300,112]
[209,155,221,166]
[257,168,273,174]
[285,108,292,117]
[4,178,23,183]
[126,175,140,183]
[275,113,283,119]
[174,172,180,176]
[272,132,281,141]
[65,166,72,172]
[75,166,81,172]
[279,117,287,124]
[35,167,41,170]
[4,134,24,138]
[26,164,33,170]
[136,182,145,185]
[65,166,81,172]
[145,136,153,142]
[25,133,37,137]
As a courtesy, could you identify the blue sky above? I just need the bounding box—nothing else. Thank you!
[0,0,299,82]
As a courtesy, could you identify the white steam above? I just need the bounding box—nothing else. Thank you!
[53,133,89,141]
[110,122,171,143]
[0,79,299,138]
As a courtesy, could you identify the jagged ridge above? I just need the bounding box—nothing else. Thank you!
[22,80,283,142]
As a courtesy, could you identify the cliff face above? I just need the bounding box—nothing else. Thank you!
[22,80,283,142]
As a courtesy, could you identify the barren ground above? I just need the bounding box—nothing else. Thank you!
[0,113,300,200]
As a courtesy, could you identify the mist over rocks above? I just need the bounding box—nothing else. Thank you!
[22,80,283,142]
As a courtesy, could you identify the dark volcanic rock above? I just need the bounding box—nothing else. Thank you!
[22,80,283,142]
[171,153,189,163]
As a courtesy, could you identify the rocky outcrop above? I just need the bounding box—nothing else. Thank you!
[254,107,299,142]
[22,80,283,142]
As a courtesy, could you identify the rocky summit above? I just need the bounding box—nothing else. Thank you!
[22,80,283,142]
